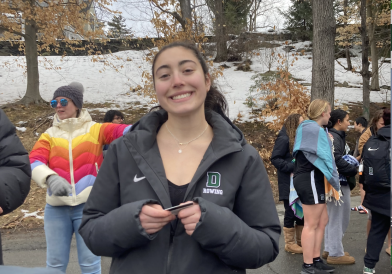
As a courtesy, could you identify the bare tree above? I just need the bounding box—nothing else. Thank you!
[343,0,353,71]
[1,0,107,104]
[310,0,336,108]
[149,0,192,31]
[360,0,370,119]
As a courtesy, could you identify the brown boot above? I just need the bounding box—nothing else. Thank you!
[322,251,350,259]
[283,227,303,254]
[327,254,355,265]
[295,225,304,247]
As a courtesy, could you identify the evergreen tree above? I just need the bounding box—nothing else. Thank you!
[107,15,132,38]
[224,0,252,34]
[282,0,313,41]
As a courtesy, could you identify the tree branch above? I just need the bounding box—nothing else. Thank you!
[151,0,186,29]
[0,25,26,38]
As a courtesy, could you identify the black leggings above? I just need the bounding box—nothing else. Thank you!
[283,199,304,228]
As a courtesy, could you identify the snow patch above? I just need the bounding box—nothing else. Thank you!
[21,209,44,220]
[15,127,26,132]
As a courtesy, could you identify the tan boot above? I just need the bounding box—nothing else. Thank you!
[322,251,350,260]
[327,254,355,265]
[283,227,303,254]
[295,225,304,247]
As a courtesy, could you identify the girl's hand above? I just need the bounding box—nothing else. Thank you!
[140,204,176,234]
[177,202,201,236]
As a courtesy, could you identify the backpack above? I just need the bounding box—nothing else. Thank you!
[362,135,391,188]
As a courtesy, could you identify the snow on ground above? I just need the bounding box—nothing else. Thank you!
[0,41,390,121]
[21,209,44,220]
[15,127,27,132]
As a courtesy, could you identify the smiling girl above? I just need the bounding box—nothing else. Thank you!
[79,41,281,274]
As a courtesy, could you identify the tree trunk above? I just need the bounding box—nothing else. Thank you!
[214,0,228,62]
[344,0,352,71]
[179,0,192,29]
[18,19,44,105]
[367,0,379,91]
[360,0,370,120]
[311,0,335,108]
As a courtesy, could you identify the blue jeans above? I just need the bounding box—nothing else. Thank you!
[44,203,101,274]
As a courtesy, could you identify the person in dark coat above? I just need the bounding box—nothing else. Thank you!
[323,109,357,265]
[271,113,304,254]
[362,109,391,274]
[79,41,281,274]
[0,109,31,265]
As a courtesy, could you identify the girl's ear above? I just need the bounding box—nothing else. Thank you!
[205,73,211,92]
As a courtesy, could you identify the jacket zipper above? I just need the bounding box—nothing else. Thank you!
[166,149,243,273]
[166,224,176,274]
[69,137,76,204]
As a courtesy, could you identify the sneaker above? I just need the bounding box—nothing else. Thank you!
[363,266,375,274]
[314,259,335,273]
[301,265,330,274]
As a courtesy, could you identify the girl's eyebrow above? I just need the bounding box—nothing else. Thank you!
[155,60,196,74]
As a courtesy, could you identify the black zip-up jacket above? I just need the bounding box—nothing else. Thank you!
[329,128,357,181]
[0,109,31,265]
[0,109,31,215]
[270,126,294,200]
[363,125,391,217]
[79,110,281,274]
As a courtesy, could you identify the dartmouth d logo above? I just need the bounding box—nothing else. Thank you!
[206,172,221,188]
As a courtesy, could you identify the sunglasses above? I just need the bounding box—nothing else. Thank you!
[50,98,68,108]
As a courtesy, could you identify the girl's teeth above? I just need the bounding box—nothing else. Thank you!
[173,93,191,100]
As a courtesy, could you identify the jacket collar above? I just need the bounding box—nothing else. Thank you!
[329,127,346,139]
[52,109,92,133]
[123,109,244,209]
[377,125,391,139]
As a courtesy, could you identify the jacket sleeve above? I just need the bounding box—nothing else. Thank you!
[98,123,132,145]
[29,133,57,188]
[79,141,158,257]
[0,110,31,216]
[270,135,295,173]
[191,147,281,269]
[333,138,357,177]
[358,128,371,157]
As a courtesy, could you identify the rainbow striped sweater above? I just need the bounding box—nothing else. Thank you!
[29,109,131,206]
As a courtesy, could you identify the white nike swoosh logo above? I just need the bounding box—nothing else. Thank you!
[134,175,146,182]
[368,148,379,151]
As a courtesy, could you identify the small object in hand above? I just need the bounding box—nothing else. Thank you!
[164,202,193,215]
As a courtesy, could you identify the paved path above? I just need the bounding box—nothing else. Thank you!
[1,196,390,273]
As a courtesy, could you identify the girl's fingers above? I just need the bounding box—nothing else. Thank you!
[183,223,197,231]
[142,204,172,218]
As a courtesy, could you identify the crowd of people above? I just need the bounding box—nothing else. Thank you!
[272,101,390,274]
[0,41,390,274]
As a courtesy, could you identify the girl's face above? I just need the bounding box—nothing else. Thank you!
[53,97,78,120]
[338,114,350,131]
[153,47,211,117]
[299,116,304,124]
[376,117,385,130]
[320,105,331,126]
[112,115,123,124]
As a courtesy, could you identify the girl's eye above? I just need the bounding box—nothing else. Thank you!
[184,69,194,73]
[159,74,169,79]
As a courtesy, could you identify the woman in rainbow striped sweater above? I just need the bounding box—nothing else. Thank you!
[29,82,131,274]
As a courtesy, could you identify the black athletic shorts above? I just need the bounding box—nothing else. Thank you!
[293,170,326,205]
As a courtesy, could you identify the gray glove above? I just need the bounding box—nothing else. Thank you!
[46,175,72,196]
